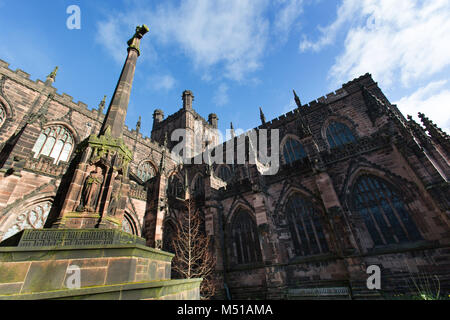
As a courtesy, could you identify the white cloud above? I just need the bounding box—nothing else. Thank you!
[96,19,125,63]
[95,10,157,64]
[300,0,356,52]
[300,0,450,88]
[395,80,450,134]
[213,84,229,106]
[149,0,270,82]
[96,0,305,82]
[148,74,176,91]
[274,0,304,39]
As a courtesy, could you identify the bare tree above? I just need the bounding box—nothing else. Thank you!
[171,198,216,299]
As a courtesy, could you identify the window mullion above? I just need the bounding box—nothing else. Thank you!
[37,134,50,156]
[358,183,387,245]
[379,184,411,240]
[309,205,324,254]
[371,181,397,242]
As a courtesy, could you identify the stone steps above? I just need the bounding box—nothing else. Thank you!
[0,279,201,300]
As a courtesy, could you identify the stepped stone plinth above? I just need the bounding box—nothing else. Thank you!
[0,229,201,300]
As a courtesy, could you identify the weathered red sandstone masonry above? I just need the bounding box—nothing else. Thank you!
[0,36,449,299]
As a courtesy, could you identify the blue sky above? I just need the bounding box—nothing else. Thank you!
[0,0,449,138]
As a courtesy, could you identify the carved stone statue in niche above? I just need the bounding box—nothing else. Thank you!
[77,168,104,212]
[107,173,122,217]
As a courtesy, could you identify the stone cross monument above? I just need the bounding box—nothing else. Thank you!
[0,25,202,300]
[51,25,150,231]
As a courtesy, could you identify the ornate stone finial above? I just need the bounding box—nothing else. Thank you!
[293,90,302,108]
[230,122,235,139]
[136,116,142,132]
[45,66,58,85]
[418,112,449,141]
[407,114,431,147]
[259,107,266,125]
[127,25,150,56]
[48,66,58,80]
[98,95,107,115]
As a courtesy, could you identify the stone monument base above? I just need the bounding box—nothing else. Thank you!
[0,229,201,300]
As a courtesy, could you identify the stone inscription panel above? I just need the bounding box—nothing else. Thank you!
[17,229,145,247]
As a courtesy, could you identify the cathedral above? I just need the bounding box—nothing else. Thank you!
[0,35,449,298]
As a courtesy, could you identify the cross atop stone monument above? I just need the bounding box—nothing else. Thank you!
[127,25,150,56]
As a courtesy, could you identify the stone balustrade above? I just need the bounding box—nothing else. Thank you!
[23,155,69,177]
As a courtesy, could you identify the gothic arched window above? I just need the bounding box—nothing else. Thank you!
[168,176,184,199]
[283,138,307,164]
[137,161,155,183]
[286,194,329,256]
[230,210,262,265]
[0,105,6,127]
[122,213,137,235]
[218,165,232,181]
[1,201,52,241]
[32,125,74,164]
[192,175,204,198]
[326,122,356,148]
[352,175,422,247]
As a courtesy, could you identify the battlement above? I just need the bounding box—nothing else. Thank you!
[0,58,169,154]
[153,108,184,129]
[0,58,101,121]
[257,74,376,130]
[256,109,300,129]
[123,125,170,154]
[152,107,213,132]
[0,56,380,162]
[342,72,373,86]
[14,69,30,79]
[303,87,349,109]
[229,74,378,140]
[0,59,9,68]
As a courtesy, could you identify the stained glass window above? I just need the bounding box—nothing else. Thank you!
[326,122,356,148]
[283,138,307,164]
[231,210,262,265]
[218,165,232,181]
[31,126,74,164]
[137,162,155,183]
[286,194,329,256]
[352,175,422,246]
[1,201,52,241]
